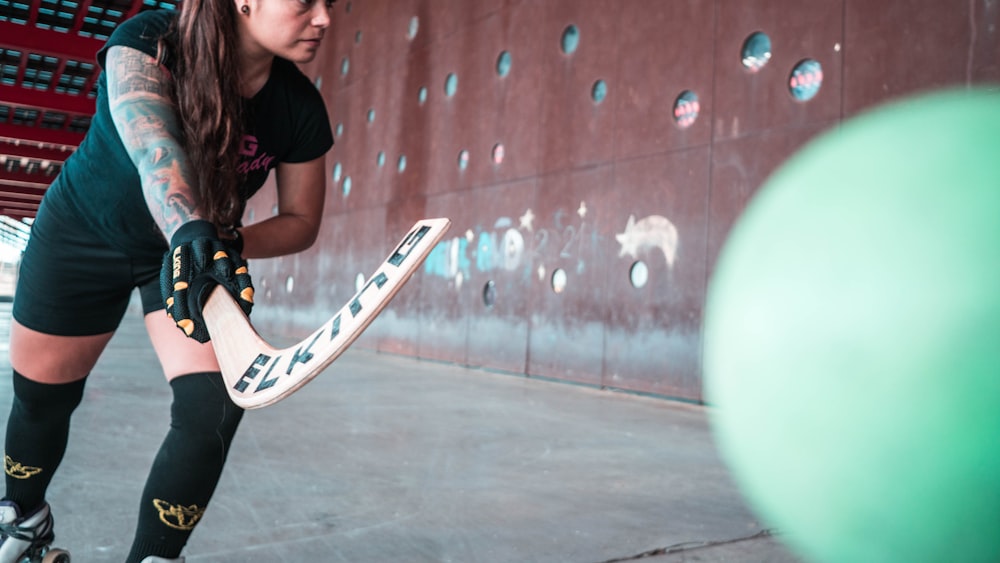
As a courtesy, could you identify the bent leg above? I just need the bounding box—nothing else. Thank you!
[126,312,243,562]
[125,372,244,562]
[4,322,114,513]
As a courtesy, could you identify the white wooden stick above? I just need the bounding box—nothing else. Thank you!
[203,218,451,409]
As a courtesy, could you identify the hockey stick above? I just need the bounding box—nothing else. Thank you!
[203,217,451,409]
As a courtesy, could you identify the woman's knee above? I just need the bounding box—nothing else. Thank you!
[168,372,244,448]
[11,369,87,420]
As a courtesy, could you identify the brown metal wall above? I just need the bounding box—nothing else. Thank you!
[248,0,999,402]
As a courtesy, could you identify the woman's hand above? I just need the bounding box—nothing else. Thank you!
[160,220,254,342]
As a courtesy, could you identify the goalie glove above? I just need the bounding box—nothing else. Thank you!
[160,220,254,342]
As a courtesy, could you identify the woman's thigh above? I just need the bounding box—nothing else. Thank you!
[9,322,115,383]
[145,310,221,381]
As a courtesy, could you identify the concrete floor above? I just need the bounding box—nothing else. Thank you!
[0,298,800,562]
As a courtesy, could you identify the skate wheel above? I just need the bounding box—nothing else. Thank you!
[41,549,70,563]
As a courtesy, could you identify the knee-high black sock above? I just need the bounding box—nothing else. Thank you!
[4,370,86,513]
[126,372,244,563]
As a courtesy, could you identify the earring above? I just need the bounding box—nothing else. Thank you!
[240,4,250,15]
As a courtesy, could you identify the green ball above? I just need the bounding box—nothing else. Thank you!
[704,88,1000,563]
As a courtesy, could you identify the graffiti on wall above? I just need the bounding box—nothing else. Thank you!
[423,205,679,288]
[615,214,678,268]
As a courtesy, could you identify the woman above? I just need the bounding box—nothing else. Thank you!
[0,0,334,561]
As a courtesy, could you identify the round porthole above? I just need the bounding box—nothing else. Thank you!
[789,59,824,102]
[483,280,497,308]
[592,80,608,104]
[407,16,420,40]
[551,269,568,294]
[741,32,772,73]
[673,90,700,129]
[492,143,505,165]
[496,51,512,77]
[561,24,580,54]
[629,261,649,289]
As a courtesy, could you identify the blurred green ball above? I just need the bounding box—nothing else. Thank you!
[704,88,1000,563]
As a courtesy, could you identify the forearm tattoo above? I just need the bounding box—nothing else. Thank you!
[107,46,201,238]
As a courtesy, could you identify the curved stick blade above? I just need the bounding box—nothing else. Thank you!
[204,218,451,409]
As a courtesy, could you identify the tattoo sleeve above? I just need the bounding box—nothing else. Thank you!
[106,45,201,239]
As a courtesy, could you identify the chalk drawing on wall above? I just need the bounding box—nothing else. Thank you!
[424,204,601,290]
[519,208,535,231]
[615,214,679,268]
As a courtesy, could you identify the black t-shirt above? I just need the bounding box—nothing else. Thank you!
[47,9,333,261]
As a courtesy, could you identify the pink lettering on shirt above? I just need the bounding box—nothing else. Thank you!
[237,134,276,174]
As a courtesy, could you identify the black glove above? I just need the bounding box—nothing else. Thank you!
[160,220,254,342]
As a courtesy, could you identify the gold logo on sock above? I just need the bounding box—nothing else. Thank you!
[153,499,205,531]
[4,455,42,480]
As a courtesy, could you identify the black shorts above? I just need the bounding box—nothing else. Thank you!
[13,194,167,336]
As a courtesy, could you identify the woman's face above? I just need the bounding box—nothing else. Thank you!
[237,0,333,63]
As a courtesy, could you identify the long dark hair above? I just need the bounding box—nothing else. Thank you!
[159,0,245,227]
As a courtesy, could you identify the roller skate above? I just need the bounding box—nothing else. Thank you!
[0,501,69,563]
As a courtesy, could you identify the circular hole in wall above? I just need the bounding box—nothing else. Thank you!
[335,123,344,137]
[445,73,458,96]
[398,155,408,173]
[355,30,362,44]
[630,261,649,289]
[342,176,352,197]
[407,16,420,40]
[418,86,428,105]
[482,280,497,308]
[561,24,580,54]
[340,56,350,76]
[314,76,322,90]
[377,151,386,168]
[332,162,343,183]
[491,143,505,165]
[741,31,772,72]
[789,59,824,101]
[366,108,376,123]
[591,79,608,103]
[551,269,568,294]
[458,149,470,171]
[496,50,512,77]
[355,273,366,293]
[673,90,700,129]
[285,276,294,293]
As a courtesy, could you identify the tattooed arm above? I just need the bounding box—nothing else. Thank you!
[106,45,201,240]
